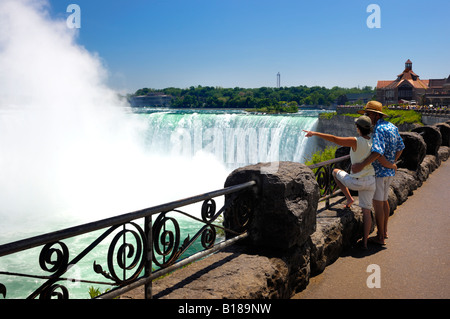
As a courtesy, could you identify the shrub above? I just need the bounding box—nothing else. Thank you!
[305,146,338,167]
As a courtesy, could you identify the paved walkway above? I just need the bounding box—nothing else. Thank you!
[293,159,450,299]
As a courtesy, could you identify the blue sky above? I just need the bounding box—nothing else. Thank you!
[47,0,450,93]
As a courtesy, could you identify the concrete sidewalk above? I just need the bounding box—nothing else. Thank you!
[293,160,450,299]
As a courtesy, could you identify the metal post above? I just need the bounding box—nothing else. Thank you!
[326,165,331,210]
[144,216,152,299]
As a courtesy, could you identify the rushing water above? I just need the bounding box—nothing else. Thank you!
[134,107,320,169]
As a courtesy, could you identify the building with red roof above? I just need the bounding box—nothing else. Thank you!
[376,60,449,106]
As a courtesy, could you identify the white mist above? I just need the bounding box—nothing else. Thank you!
[0,0,228,240]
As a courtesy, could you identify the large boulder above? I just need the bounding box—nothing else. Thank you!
[411,126,442,156]
[390,169,419,205]
[150,246,291,299]
[435,123,450,147]
[397,132,426,171]
[412,153,443,186]
[309,206,366,275]
[223,161,320,252]
[438,146,450,162]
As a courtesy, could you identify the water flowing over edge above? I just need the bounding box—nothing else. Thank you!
[135,108,321,170]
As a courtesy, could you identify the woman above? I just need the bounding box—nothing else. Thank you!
[303,115,394,249]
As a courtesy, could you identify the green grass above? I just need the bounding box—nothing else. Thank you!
[384,109,423,125]
[336,109,423,125]
[319,112,337,119]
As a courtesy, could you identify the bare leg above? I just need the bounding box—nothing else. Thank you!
[332,169,354,207]
[371,199,386,245]
[362,208,372,248]
[383,200,390,239]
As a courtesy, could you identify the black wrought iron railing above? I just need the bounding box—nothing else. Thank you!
[0,181,256,299]
[308,155,350,209]
[0,155,350,299]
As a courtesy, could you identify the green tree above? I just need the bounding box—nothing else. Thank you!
[131,84,376,110]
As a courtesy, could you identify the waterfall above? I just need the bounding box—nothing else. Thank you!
[135,109,319,171]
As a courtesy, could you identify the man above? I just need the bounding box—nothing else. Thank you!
[352,101,405,245]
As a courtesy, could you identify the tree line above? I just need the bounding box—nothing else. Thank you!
[132,85,375,110]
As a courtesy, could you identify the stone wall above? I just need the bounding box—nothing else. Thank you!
[121,121,450,300]
[314,115,421,152]
[422,115,450,125]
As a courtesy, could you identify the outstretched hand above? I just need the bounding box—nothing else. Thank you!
[303,129,314,137]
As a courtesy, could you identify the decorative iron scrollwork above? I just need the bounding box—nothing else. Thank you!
[152,213,181,268]
[201,199,216,222]
[32,241,71,299]
[200,199,218,249]
[0,283,6,299]
[314,164,337,197]
[39,241,69,276]
[93,261,115,282]
[152,199,221,268]
[95,222,146,284]
[39,284,69,299]
[200,226,216,249]
[223,189,255,236]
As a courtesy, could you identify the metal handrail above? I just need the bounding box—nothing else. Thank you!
[0,180,256,299]
[308,154,350,209]
[0,181,255,258]
[307,154,350,170]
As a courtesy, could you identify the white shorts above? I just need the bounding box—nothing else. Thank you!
[335,170,376,210]
[373,176,394,202]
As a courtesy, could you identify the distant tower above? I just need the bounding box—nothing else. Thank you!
[405,59,412,71]
[277,72,280,88]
